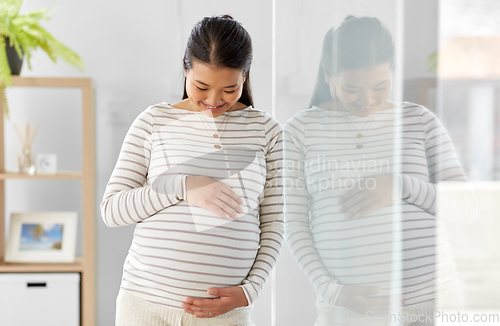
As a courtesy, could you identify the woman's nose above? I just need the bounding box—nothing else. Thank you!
[357,91,375,107]
[205,93,223,106]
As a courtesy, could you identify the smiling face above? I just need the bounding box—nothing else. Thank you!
[326,62,393,117]
[184,60,246,118]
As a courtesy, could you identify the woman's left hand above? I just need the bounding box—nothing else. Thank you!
[338,175,399,219]
[182,286,248,318]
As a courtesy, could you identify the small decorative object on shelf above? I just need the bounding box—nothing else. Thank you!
[13,122,37,174]
[36,153,57,174]
[5,212,77,263]
[18,147,35,174]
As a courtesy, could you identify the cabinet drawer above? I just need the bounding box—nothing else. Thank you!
[0,273,80,326]
[459,270,500,308]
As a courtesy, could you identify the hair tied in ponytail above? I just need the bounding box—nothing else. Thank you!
[344,15,357,22]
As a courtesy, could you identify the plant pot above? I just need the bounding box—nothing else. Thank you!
[5,37,23,75]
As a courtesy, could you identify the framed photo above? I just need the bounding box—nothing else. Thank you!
[5,212,77,263]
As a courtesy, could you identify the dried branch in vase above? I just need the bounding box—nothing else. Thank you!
[13,122,38,174]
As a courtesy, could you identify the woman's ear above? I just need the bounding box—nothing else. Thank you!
[182,57,187,77]
[322,64,337,101]
[322,65,332,85]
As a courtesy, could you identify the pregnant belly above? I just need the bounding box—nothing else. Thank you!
[312,204,451,300]
[121,204,260,309]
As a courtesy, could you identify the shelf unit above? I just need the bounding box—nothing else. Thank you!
[0,77,95,326]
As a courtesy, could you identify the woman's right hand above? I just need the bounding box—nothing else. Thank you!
[185,176,244,219]
[336,285,391,314]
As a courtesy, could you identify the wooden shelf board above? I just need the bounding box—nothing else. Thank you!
[11,76,92,88]
[0,171,83,180]
[0,257,84,273]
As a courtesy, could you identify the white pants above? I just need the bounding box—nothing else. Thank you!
[314,301,437,326]
[115,289,255,326]
[314,283,464,326]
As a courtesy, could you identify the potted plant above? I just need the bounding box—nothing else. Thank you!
[0,0,85,117]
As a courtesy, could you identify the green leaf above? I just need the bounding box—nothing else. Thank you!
[427,51,438,73]
[1,84,8,119]
[0,1,86,116]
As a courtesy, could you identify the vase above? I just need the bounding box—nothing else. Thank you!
[18,147,36,175]
[5,37,23,75]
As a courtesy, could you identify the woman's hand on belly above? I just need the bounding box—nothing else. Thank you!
[182,286,249,318]
[338,175,399,219]
[336,285,392,314]
[186,176,244,219]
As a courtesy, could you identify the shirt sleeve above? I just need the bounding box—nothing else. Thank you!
[239,114,285,305]
[399,108,476,223]
[282,115,343,306]
[100,107,188,227]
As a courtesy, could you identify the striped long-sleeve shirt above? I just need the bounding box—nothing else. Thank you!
[101,103,284,309]
[284,103,474,308]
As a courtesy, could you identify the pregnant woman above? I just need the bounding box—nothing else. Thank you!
[284,15,475,326]
[101,15,283,326]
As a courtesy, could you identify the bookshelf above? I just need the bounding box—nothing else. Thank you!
[0,77,95,326]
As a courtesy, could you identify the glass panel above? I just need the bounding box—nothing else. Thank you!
[275,0,489,325]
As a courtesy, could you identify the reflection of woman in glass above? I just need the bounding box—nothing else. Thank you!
[101,15,283,326]
[284,16,473,325]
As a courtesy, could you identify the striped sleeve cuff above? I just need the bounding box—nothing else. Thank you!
[318,280,343,307]
[240,283,257,305]
[176,175,188,201]
[398,174,405,199]
[400,174,413,200]
[399,173,437,214]
[152,174,188,205]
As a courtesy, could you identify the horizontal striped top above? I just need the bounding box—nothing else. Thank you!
[284,103,475,307]
[101,103,284,309]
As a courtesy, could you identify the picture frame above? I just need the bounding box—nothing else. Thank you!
[5,212,77,263]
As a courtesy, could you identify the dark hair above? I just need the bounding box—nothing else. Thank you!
[182,15,254,107]
[309,15,395,108]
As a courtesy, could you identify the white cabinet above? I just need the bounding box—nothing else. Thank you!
[0,273,80,326]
